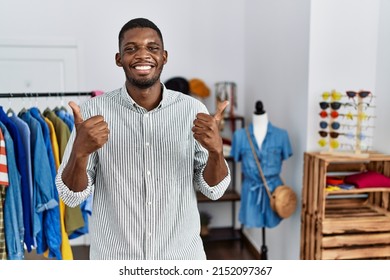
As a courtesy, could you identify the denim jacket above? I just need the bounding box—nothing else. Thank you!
[0,122,24,259]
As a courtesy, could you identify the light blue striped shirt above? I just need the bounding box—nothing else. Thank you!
[56,84,230,260]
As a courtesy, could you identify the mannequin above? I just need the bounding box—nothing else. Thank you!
[230,100,293,260]
[253,101,268,150]
[253,100,269,260]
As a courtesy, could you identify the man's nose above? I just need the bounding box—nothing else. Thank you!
[135,47,151,58]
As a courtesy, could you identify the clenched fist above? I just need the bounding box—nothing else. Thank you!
[192,101,229,154]
[68,101,110,157]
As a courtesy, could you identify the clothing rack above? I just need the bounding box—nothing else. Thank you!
[0,92,94,98]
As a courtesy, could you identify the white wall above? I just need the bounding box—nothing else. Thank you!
[244,0,311,259]
[0,0,246,113]
[374,0,390,154]
[307,0,381,152]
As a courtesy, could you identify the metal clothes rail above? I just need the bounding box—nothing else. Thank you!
[0,92,94,98]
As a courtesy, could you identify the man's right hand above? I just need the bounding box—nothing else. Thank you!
[68,101,110,157]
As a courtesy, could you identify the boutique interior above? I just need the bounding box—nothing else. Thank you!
[1,0,390,261]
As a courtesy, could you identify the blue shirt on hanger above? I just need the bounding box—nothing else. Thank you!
[0,107,34,251]
[231,122,292,228]
[29,107,58,191]
[19,110,62,259]
[0,121,25,259]
[8,113,34,220]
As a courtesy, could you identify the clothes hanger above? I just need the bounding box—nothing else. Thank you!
[7,108,15,116]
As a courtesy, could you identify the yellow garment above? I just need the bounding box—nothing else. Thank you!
[44,111,84,236]
[326,185,341,191]
[45,117,73,260]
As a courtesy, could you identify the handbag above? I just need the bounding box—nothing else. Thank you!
[245,127,297,218]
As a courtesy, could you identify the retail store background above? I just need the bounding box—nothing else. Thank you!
[1,0,389,260]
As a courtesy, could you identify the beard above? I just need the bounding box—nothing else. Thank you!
[126,65,164,89]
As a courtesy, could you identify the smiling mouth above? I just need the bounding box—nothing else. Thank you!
[135,65,152,70]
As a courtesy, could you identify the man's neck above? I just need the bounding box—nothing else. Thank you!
[125,81,163,111]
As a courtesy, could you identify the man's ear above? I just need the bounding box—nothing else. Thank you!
[115,53,122,67]
[163,50,168,65]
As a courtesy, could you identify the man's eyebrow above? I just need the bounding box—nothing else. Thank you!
[122,42,136,46]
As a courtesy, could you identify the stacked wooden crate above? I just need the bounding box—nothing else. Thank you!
[300,152,390,259]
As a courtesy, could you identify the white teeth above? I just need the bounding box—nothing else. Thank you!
[135,65,151,70]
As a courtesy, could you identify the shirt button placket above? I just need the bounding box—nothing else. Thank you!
[143,112,153,259]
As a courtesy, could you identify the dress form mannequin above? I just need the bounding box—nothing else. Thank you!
[253,101,268,150]
[253,100,269,260]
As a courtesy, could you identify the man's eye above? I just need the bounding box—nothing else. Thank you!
[149,47,159,51]
[125,47,136,52]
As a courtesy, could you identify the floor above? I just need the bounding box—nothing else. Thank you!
[25,239,258,260]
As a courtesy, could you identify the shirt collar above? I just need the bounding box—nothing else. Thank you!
[120,83,176,112]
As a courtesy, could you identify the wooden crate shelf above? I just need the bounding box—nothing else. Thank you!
[300,152,390,260]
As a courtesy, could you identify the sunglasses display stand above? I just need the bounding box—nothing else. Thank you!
[318,91,374,158]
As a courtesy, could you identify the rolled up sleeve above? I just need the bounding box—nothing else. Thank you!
[55,129,95,208]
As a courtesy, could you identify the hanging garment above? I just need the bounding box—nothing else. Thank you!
[30,108,57,186]
[0,107,34,251]
[19,110,62,259]
[231,122,292,228]
[0,128,9,186]
[0,122,24,259]
[0,128,9,260]
[43,109,84,236]
[8,113,34,245]
[45,117,73,260]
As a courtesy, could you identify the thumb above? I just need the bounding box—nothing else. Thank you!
[214,100,229,122]
[68,101,84,124]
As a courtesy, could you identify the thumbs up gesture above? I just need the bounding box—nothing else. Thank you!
[192,101,229,154]
[68,101,110,157]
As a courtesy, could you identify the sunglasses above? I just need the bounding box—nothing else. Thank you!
[318,130,371,140]
[319,121,340,130]
[319,110,340,118]
[344,112,376,121]
[319,101,356,110]
[346,90,373,105]
[320,110,375,121]
[322,90,343,101]
[346,90,371,99]
[318,138,339,149]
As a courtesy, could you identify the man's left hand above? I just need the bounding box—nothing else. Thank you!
[192,101,229,154]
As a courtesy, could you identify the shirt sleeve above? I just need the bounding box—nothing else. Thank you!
[230,130,242,162]
[282,130,293,161]
[193,132,231,200]
[55,129,96,208]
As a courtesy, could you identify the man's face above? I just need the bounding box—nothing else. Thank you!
[116,27,167,89]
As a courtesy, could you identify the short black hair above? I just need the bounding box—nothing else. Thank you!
[118,18,164,49]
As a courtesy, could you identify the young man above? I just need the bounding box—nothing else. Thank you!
[56,18,230,260]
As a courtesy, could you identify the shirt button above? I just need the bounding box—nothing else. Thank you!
[147,201,152,205]
[146,142,150,147]
[149,232,152,237]
[144,114,149,118]
[147,170,151,176]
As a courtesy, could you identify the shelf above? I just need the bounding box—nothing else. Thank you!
[201,227,242,242]
[197,189,240,202]
[326,187,390,196]
[301,152,390,260]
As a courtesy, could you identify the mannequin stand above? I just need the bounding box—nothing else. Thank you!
[260,228,268,259]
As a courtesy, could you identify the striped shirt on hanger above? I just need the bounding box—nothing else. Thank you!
[0,129,8,185]
[56,84,231,260]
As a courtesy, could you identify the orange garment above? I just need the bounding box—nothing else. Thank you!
[45,117,73,260]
